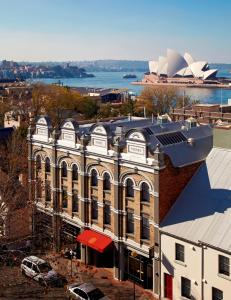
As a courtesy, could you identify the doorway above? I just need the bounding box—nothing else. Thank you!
[164,273,173,300]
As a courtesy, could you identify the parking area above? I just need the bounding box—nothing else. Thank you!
[0,253,157,300]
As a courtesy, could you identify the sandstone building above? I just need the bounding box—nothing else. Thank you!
[28,114,212,297]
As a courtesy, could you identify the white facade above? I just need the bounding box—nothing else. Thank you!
[161,233,231,300]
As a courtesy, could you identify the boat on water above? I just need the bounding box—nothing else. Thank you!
[123,74,137,79]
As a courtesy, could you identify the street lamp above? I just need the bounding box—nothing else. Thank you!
[70,249,73,278]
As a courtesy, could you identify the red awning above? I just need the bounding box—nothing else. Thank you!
[76,230,113,253]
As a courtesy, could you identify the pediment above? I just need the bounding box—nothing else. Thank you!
[128,131,145,141]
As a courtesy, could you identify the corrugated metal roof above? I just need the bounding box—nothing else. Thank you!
[161,147,231,253]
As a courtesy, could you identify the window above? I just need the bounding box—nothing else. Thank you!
[72,191,78,213]
[212,287,223,300]
[45,181,51,202]
[141,214,150,239]
[91,169,98,187]
[141,182,150,202]
[175,243,184,262]
[92,199,98,220]
[32,264,39,273]
[61,161,67,178]
[36,178,42,198]
[104,202,111,225]
[126,179,134,198]
[45,157,50,173]
[73,289,88,300]
[219,255,230,276]
[156,131,187,146]
[62,187,68,208]
[126,211,134,234]
[103,173,111,191]
[72,164,78,181]
[25,261,32,268]
[36,155,41,170]
[181,277,191,299]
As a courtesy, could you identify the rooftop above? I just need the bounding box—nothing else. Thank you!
[213,127,231,149]
[161,147,231,253]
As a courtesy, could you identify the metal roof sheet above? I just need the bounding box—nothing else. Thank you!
[161,147,231,253]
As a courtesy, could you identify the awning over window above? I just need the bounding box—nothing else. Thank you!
[76,230,113,253]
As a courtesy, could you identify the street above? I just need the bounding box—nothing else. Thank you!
[0,253,157,300]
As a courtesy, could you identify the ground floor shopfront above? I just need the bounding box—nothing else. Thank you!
[34,211,155,294]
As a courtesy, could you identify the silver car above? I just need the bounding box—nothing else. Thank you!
[21,256,59,286]
[67,282,109,300]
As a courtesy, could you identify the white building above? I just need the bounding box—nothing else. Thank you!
[160,147,231,300]
[149,49,218,80]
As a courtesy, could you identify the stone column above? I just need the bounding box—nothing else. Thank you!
[153,144,165,297]
[79,135,89,263]
[113,140,125,280]
[51,128,61,252]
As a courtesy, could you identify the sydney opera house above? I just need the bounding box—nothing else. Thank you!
[145,49,218,84]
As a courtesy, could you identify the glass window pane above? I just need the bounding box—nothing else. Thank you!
[126,179,134,198]
[181,277,191,299]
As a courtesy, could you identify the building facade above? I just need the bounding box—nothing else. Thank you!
[28,115,212,297]
[161,233,231,300]
[160,147,231,300]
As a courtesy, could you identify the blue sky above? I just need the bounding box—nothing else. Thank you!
[0,0,230,62]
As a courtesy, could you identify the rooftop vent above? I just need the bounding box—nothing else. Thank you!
[156,131,187,145]
[157,114,171,125]
[186,117,197,129]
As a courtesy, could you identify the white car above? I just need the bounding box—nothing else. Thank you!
[67,282,109,300]
[21,256,61,286]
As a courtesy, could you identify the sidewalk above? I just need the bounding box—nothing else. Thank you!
[46,253,158,300]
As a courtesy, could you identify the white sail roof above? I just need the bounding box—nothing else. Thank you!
[148,50,218,80]
[184,52,194,65]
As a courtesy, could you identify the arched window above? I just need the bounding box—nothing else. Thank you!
[72,164,78,181]
[36,155,41,170]
[61,161,67,178]
[126,179,134,198]
[103,173,111,191]
[45,157,51,173]
[141,182,150,202]
[45,181,51,202]
[72,190,78,213]
[91,169,98,187]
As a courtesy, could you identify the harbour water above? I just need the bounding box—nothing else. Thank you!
[30,68,231,104]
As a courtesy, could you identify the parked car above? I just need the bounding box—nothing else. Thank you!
[67,282,109,300]
[21,256,66,287]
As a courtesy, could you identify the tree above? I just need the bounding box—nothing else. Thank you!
[119,98,136,116]
[31,83,99,125]
[0,130,29,240]
[138,86,194,116]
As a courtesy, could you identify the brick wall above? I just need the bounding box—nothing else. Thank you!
[159,156,202,222]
